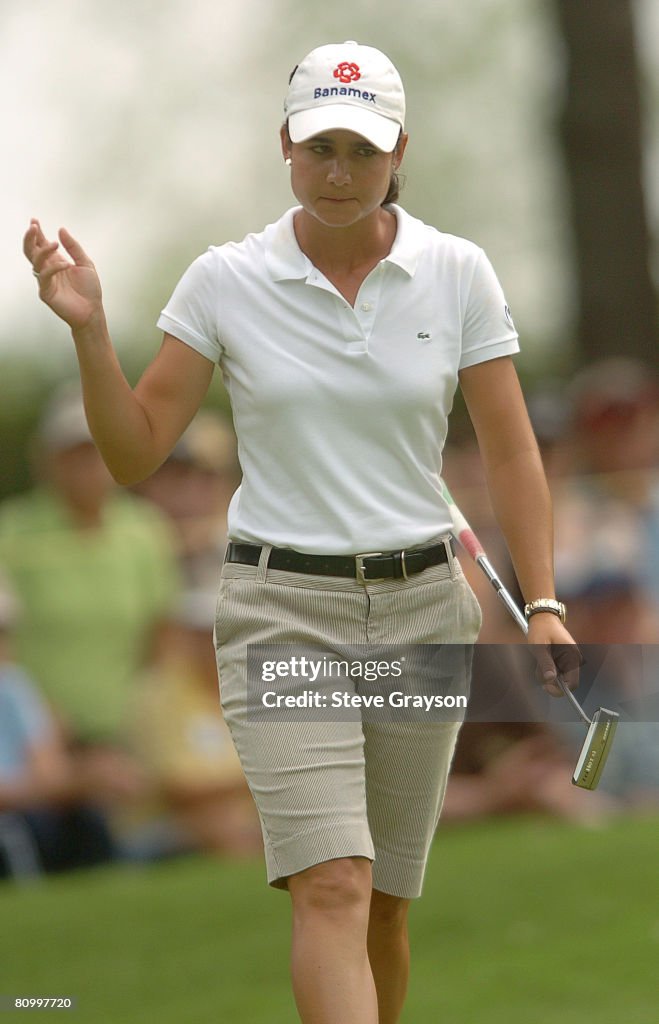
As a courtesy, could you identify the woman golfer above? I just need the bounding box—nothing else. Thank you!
[25,41,578,1024]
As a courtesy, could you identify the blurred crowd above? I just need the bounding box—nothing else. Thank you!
[444,356,659,822]
[0,391,260,881]
[1,357,658,882]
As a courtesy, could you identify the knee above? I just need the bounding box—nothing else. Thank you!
[289,857,372,918]
[369,889,410,932]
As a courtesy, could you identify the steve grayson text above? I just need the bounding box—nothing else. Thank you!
[261,691,468,710]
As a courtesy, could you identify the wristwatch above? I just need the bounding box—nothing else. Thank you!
[524,598,567,624]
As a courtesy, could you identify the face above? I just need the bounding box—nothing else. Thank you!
[281,126,407,229]
[47,442,113,511]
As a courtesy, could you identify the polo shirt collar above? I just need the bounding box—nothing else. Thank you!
[264,204,422,282]
[382,204,421,277]
[264,208,311,282]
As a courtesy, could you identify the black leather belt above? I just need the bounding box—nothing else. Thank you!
[225,540,453,584]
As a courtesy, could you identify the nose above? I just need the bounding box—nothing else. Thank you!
[326,158,352,187]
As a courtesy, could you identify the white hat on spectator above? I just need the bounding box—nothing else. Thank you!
[38,385,94,453]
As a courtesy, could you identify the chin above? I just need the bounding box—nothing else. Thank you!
[310,201,367,227]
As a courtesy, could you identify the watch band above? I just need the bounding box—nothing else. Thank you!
[524,598,567,624]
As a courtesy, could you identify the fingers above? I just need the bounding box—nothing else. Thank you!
[24,220,93,276]
[533,645,565,697]
[29,237,72,291]
[24,219,64,277]
[37,255,78,288]
[58,227,94,269]
[527,617,582,697]
[23,218,48,261]
[531,642,582,697]
[552,642,583,693]
[25,221,98,299]
[32,240,59,272]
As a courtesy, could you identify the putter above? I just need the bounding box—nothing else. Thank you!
[440,479,618,790]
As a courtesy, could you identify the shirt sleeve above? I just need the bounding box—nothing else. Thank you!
[157,250,223,364]
[459,248,520,370]
[132,504,182,623]
[5,669,53,746]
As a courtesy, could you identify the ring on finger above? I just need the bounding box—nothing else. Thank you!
[32,268,40,279]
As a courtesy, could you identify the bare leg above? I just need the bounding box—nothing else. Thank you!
[367,889,411,1024]
[287,857,379,1024]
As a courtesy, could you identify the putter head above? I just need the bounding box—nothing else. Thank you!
[572,708,619,790]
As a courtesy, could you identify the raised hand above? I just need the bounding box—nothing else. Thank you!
[23,219,104,331]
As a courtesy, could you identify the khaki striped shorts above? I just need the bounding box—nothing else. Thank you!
[213,538,482,898]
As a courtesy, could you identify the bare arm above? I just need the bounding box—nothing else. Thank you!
[459,356,554,600]
[74,326,214,484]
[0,736,74,811]
[459,356,578,693]
[23,220,214,484]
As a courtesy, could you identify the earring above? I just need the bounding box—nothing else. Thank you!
[285,157,292,166]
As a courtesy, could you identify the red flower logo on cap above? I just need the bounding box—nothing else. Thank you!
[333,62,361,85]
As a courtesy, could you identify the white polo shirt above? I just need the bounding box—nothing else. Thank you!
[157,205,519,554]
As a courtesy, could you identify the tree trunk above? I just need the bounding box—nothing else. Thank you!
[554,0,658,368]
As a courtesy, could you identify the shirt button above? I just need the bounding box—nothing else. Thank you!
[360,302,373,311]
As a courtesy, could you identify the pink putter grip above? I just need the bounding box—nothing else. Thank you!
[456,528,485,560]
[441,480,486,560]
[446,502,485,560]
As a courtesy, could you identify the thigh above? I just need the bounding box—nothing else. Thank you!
[363,563,478,897]
[363,718,461,898]
[214,571,375,886]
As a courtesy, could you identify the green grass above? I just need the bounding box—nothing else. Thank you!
[1,816,657,1022]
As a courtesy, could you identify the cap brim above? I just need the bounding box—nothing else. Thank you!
[288,104,401,152]
[40,416,93,452]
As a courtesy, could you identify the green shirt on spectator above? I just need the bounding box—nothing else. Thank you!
[0,489,179,742]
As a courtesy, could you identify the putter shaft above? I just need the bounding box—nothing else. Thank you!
[477,554,592,725]
[443,479,619,791]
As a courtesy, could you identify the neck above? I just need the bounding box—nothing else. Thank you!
[293,206,396,275]
[63,498,104,530]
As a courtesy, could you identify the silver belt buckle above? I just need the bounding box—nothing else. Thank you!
[355,551,384,585]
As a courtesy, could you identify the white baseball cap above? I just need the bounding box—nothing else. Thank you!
[38,386,93,453]
[284,41,405,153]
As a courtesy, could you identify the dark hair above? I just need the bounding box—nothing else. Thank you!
[382,171,400,206]
[382,131,405,206]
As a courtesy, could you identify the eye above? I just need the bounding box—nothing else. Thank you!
[356,146,377,157]
[309,143,331,155]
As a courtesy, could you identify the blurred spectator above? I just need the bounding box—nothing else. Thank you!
[132,411,240,592]
[561,553,659,645]
[131,588,262,859]
[554,357,659,615]
[552,360,659,804]
[442,360,659,820]
[129,415,256,859]
[0,386,180,846]
[525,382,573,479]
[0,573,115,880]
